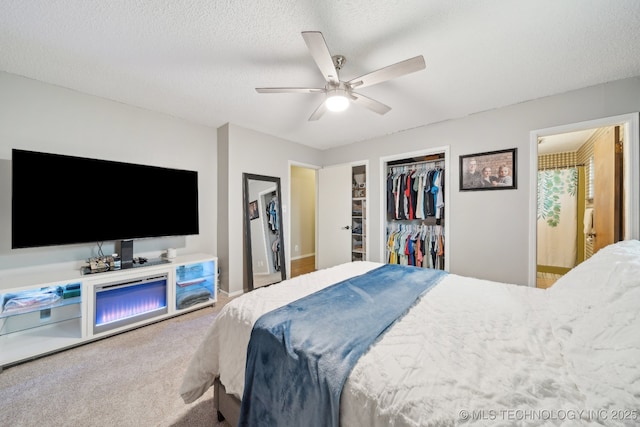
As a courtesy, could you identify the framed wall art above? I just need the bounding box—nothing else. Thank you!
[459,148,517,191]
[248,200,259,220]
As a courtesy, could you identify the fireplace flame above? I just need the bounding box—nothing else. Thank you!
[97,296,166,326]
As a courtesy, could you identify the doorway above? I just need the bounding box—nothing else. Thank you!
[536,127,612,288]
[290,164,317,277]
[529,113,640,288]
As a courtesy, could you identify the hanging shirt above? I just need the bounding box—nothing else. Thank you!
[387,173,396,218]
[414,173,425,219]
[270,200,279,231]
[424,170,436,216]
[435,169,445,220]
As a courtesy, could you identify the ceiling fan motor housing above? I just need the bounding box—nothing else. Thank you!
[332,55,346,71]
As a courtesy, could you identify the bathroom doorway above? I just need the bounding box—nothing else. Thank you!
[529,113,639,288]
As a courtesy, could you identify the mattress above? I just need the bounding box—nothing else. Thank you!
[181,241,640,426]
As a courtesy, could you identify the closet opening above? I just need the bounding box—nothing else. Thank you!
[382,148,449,271]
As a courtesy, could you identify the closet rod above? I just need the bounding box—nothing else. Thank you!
[388,153,444,166]
[388,158,443,171]
[538,163,585,171]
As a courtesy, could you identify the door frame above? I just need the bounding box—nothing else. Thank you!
[528,113,640,287]
[379,145,451,270]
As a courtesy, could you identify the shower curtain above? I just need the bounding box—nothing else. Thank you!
[537,167,578,268]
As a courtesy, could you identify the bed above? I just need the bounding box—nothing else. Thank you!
[180,240,640,426]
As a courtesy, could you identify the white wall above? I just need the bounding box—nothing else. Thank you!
[216,125,230,292]
[321,76,640,286]
[221,124,321,295]
[0,72,217,272]
[3,70,639,293]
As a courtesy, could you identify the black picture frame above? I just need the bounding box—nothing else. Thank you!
[248,200,259,220]
[459,148,517,191]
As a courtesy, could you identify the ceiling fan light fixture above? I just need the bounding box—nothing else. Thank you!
[325,89,350,112]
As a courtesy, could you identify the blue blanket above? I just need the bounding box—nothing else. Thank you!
[238,264,448,427]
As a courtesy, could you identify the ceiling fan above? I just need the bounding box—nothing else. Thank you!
[255,31,426,121]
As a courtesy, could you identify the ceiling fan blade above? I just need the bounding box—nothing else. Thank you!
[351,92,392,115]
[308,101,328,121]
[256,87,325,94]
[347,55,426,89]
[301,31,340,85]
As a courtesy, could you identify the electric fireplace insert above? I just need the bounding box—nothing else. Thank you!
[93,274,168,335]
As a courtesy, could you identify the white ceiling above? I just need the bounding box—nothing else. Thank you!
[538,129,598,155]
[1,1,640,150]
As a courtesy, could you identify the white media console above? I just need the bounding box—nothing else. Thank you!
[0,253,217,370]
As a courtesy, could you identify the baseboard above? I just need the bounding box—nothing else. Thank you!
[218,288,244,298]
[291,253,315,261]
[537,264,571,275]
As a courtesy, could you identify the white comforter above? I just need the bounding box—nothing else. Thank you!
[181,241,640,426]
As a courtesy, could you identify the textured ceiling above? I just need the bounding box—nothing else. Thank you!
[538,129,597,155]
[1,1,640,150]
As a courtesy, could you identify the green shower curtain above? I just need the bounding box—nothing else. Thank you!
[537,167,578,268]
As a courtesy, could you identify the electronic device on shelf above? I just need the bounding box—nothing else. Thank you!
[88,256,117,273]
[81,256,170,275]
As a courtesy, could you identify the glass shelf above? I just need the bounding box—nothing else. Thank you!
[81,258,171,275]
[175,260,216,311]
[1,281,83,337]
[0,295,81,320]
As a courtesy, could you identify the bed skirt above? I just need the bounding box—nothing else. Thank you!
[214,377,240,425]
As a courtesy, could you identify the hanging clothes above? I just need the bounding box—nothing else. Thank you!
[271,234,281,271]
[386,163,445,221]
[385,157,445,270]
[267,195,279,232]
[385,224,445,270]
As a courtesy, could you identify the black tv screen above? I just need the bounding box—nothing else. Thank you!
[11,149,199,249]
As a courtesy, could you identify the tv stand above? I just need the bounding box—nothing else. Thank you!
[0,253,217,370]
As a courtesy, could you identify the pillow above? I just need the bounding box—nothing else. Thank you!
[546,240,640,408]
[547,239,640,325]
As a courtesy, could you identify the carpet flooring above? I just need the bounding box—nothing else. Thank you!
[0,294,235,427]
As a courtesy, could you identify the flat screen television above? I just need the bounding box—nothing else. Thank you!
[11,149,199,249]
